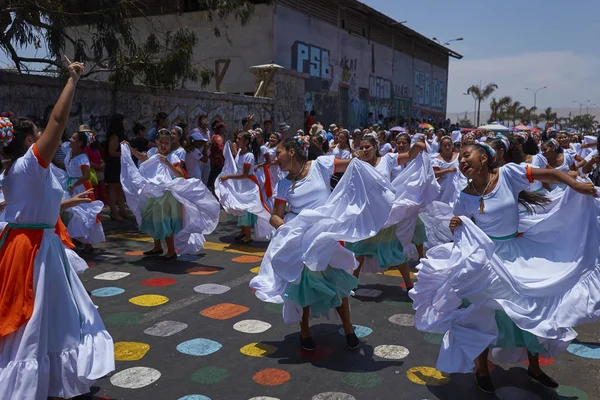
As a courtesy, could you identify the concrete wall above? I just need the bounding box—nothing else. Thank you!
[67,4,275,94]
[0,72,274,141]
[273,5,448,128]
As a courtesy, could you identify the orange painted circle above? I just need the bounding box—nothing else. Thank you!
[125,250,145,256]
[186,266,220,275]
[252,368,290,386]
[232,255,263,263]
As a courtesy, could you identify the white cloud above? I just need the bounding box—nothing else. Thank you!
[447,51,600,114]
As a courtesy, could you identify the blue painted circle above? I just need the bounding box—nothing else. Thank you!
[176,338,222,356]
[91,287,125,297]
[338,325,373,338]
[567,343,600,359]
[178,396,211,400]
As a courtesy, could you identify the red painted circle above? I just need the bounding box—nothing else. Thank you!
[140,277,177,287]
[522,357,555,366]
[87,262,96,268]
[252,368,290,386]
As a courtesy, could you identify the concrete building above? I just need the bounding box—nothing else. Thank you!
[69,0,461,129]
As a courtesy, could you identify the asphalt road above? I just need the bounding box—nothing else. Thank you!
[72,213,598,400]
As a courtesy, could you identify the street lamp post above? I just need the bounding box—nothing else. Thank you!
[524,86,547,108]
[587,103,596,115]
[573,100,590,116]
[432,37,464,46]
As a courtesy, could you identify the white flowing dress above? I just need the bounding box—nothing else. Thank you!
[120,144,220,253]
[0,146,114,399]
[410,163,600,373]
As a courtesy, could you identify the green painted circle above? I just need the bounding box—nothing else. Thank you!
[382,299,413,308]
[264,303,284,314]
[190,366,230,384]
[424,333,444,345]
[341,372,382,389]
[556,385,588,400]
[104,312,143,325]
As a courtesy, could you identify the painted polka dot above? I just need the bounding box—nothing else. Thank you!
[557,385,588,400]
[200,303,249,320]
[388,313,415,326]
[312,393,356,400]
[94,271,130,281]
[105,312,143,326]
[250,266,261,274]
[353,288,382,298]
[92,287,125,297]
[264,303,283,313]
[342,372,382,388]
[129,294,169,307]
[110,366,161,389]
[423,332,444,345]
[144,320,188,337]
[521,356,554,366]
[125,250,145,256]
[249,397,280,400]
[178,396,211,400]
[87,262,96,268]
[338,325,372,338]
[194,284,231,295]
[140,277,177,287]
[114,342,150,361]
[567,342,600,359]
[406,366,449,386]
[252,368,290,386]
[190,366,230,384]
[186,266,221,275]
[177,338,222,356]
[296,346,333,361]
[495,387,541,400]
[373,345,410,360]
[232,255,263,263]
[240,342,278,357]
[233,320,272,334]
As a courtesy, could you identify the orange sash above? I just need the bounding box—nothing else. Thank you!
[262,165,273,199]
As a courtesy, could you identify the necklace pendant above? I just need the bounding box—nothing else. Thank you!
[479,197,485,214]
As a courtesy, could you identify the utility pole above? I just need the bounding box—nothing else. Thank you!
[525,86,547,108]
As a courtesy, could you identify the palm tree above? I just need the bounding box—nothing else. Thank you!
[539,107,557,123]
[520,106,538,125]
[505,100,525,126]
[488,96,511,123]
[467,82,498,126]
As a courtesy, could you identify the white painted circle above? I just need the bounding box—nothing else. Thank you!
[233,319,272,334]
[94,271,130,281]
[353,288,382,298]
[193,284,231,295]
[373,345,410,360]
[144,320,188,337]
[495,387,541,400]
[388,313,415,326]
[249,397,280,400]
[312,393,356,400]
[110,366,161,389]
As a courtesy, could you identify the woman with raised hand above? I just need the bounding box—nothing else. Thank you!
[0,57,114,400]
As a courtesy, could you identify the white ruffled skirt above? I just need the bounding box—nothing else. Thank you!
[0,231,114,400]
[410,187,600,373]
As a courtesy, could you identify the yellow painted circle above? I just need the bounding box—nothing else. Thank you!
[240,342,278,357]
[250,266,261,274]
[406,366,450,386]
[383,269,417,280]
[129,294,169,307]
[114,341,150,361]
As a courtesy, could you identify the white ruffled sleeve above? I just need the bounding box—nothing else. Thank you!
[501,163,531,193]
[314,155,336,182]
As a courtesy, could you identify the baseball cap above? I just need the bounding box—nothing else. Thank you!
[191,131,209,142]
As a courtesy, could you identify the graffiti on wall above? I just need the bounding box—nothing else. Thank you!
[339,56,362,128]
[431,79,446,109]
[369,75,392,119]
[414,70,430,107]
[393,84,411,99]
[292,41,333,82]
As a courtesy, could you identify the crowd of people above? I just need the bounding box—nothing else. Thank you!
[1,57,600,399]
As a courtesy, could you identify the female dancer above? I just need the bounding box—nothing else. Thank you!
[124,129,186,259]
[411,142,600,394]
[171,125,187,165]
[0,58,114,400]
[62,131,105,252]
[541,139,578,190]
[251,136,396,350]
[220,130,261,244]
[431,136,465,204]
[346,133,426,288]
[255,132,283,198]
[331,129,352,159]
[377,130,393,155]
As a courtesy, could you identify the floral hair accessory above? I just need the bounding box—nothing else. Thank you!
[549,138,561,151]
[479,142,497,164]
[495,134,510,150]
[0,117,14,147]
[363,132,378,141]
[293,135,310,154]
[85,131,96,143]
[515,131,529,142]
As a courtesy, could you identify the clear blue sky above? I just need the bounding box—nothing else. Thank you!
[363,0,600,113]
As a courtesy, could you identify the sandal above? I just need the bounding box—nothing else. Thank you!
[163,253,178,260]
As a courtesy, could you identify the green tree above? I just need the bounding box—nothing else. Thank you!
[0,0,270,88]
[467,82,498,126]
[488,96,511,123]
[519,106,538,126]
[572,114,598,131]
[539,107,558,123]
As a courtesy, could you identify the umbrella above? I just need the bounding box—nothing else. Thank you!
[418,123,434,129]
[390,126,407,133]
[477,122,509,132]
[514,124,531,131]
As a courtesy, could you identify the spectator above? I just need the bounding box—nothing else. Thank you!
[52,130,69,170]
[190,115,212,184]
[264,119,273,138]
[277,122,290,139]
[185,131,209,180]
[146,112,168,143]
[80,124,107,203]
[130,123,152,166]
[105,114,128,220]
[327,124,338,142]
[207,121,226,189]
